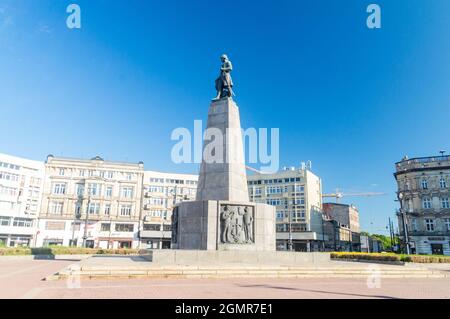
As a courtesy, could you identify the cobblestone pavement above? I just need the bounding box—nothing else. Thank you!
[1,259,449,299]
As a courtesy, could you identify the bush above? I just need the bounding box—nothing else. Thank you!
[331,252,450,263]
[331,252,401,262]
[400,254,450,263]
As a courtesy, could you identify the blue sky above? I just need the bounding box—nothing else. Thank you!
[0,0,449,235]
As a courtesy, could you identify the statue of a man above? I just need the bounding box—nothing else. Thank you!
[214,54,234,100]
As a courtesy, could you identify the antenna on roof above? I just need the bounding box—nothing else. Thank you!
[439,150,446,156]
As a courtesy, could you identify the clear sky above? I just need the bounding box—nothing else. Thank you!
[1,0,449,235]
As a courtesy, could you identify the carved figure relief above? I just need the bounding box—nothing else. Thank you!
[220,204,254,244]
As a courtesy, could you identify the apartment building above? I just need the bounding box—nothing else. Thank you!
[395,155,450,255]
[36,155,144,249]
[322,203,361,251]
[0,153,44,247]
[247,165,323,252]
[140,171,198,249]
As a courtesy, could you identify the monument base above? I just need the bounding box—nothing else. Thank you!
[172,200,276,251]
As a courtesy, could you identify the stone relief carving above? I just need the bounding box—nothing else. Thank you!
[220,204,254,244]
[171,206,179,244]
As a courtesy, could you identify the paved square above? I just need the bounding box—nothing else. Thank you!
[1,258,449,299]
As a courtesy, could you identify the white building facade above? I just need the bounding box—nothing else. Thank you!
[0,153,45,247]
[36,155,144,249]
[395,155,450,255]
[140,171,198,249]
[247,166,323,252]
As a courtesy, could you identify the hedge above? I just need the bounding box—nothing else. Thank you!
[331,252,450,263]
[0,246,143,256]
[331,252,401,262]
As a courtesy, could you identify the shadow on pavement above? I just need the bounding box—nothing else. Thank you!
[237,284,401,299]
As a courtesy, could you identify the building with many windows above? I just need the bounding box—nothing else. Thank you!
[322,203,361,251]
[140,171,198,249]
[247,165,323,252]
[36,155,145,249]
[395,155,450,255]
[0,153,45,247]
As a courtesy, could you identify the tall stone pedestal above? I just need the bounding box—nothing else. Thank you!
[172,98,276,251]
[172,201,275,251]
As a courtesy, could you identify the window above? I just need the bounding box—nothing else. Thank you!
[292,198,305,205]
[59,168,65,176]
[0,186,17,196]
[421,179,428,190]
[100,223,110,232]
[76,184,84,196]
[125,173,132,181]
[425,219,435,232]
[440,177,447,189]
[79,169,86,177]
[49,202,63,215]
[291,224,307,232]
[445,219,450,231]
[104,204,111,215]
[422,197,432,209]
[106,186,113,198]
[267,199,281,206]
[0,162,20,170]
[148,186,164,193]
[276,211,285,220]
[266,186,282,195]
[294,185,305,192]
[106,171,114,179]
[441,197,450,209]
[88,183,101,196]
[143,224,161,231]
[151,210,162,217]
[163,224,171,231]
[149,197,165,206]
[52,183,66,195]
[120,186,134,198]
[0,172,19,182]
[411,219,418,231]
[88,203,100,215]
[0,216,11,226]
[12,218,32,228]
[120,204,132,216]
[250,187,261,196]
[115,223,134,232]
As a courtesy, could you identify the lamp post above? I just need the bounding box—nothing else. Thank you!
[397,192,411,254]
[82,194,91,248]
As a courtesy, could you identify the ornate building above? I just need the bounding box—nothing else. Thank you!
[37,155,144,249]
[395,155,450,255]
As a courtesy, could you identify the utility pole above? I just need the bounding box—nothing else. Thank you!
[388,217,394,251]
[83,194,91,248]
[288,184,294,251]
[397,192,410,254]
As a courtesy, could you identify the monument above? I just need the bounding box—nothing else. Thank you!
[172,55,276,251]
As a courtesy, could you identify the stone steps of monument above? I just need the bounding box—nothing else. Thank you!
[52,265,448,280]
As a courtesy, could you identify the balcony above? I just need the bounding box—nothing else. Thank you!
[396,155,450,173]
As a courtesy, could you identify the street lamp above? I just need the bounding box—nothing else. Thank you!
[82,194,91,248]
[397,192,411,254]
